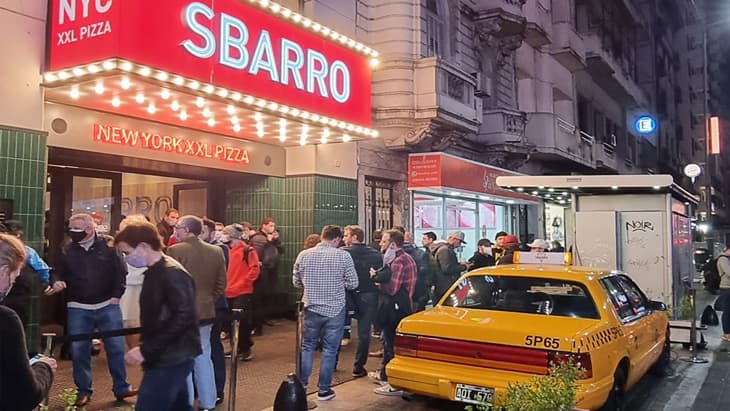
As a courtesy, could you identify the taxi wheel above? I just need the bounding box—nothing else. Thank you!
[599,368,626,411]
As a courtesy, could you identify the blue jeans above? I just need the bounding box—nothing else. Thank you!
[354,292,379,372]
[300,308,345,393]
[67,304,129,397]
[187,324,216,409]
[136,359,193,411]
[379,323,396,382]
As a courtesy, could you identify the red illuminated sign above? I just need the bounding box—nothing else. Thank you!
[49,0,372,127]
[408,153,533,201]
[93,123,250,164]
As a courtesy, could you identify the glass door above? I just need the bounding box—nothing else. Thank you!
[46,167,122,263]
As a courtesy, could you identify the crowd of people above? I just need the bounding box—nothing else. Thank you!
[0,212,284,411]
[0,208,561,410]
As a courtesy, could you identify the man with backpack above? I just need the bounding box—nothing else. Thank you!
[222,224,260,361]
[703,250,728,294]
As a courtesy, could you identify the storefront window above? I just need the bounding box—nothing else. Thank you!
[413,192,510,261]
[544,203,567,247]
[72,176,113,235]
[121,173,206,223]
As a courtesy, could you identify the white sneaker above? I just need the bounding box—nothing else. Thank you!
[340,337,350,347]
[374,383,403,396]
[367,371,386,386]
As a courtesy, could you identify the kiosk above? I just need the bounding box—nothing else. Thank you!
[496,174,698,310]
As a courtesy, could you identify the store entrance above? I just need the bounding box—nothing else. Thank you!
[46,166,208,261]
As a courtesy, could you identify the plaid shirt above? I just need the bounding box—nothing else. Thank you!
[380,249,417,299]
[293,242,359,317]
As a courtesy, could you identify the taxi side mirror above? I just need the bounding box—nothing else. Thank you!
[647,300,667,311]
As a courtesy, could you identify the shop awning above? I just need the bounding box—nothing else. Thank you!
[43,0,379,146]
[407,152,536,203]
[496,175,700,205]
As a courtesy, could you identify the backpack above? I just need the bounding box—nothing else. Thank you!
[703,255,727,292]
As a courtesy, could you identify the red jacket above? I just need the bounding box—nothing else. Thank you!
[226,242,260,298]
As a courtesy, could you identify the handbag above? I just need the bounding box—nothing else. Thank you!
[376,286,412,328]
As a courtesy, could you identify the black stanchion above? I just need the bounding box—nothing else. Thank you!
[681,288,708,364]
[228,308,243,411]
[273,301,312,411]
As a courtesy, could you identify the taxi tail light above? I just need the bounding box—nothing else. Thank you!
[394,333,419,357]
[547,351,593,379]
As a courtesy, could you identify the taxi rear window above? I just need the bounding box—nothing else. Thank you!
[441,275,600,319]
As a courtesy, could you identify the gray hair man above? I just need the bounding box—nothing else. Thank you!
[167,215,227,410]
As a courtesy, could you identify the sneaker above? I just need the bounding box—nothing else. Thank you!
[368,349,383,358]
[239,350,254,361]
[341,335,350,347]
[374,383,403,396]
[368,371,386,385]
[317,389,336,401]
[352,368,367,378]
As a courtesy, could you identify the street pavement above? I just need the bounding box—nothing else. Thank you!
[45,287,730,410]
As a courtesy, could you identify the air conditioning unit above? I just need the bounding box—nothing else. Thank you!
[609,133,617,146]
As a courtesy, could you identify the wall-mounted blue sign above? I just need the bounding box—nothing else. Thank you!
[634,115,657,134]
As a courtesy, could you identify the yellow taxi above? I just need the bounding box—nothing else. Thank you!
[386,253,670,411]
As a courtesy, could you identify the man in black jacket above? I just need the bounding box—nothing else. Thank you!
[249,217,284,334]
[403,231,430,311]
[430,231,471,303]
[342,225,383,378]
[115,222,201,411]
[51,213,134,407]
[0,233,56,411]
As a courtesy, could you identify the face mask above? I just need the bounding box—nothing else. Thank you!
[125,253,147,268]
[0,284,12,302]
[68,229,87,243]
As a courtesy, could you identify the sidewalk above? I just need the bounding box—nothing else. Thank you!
[46,320,359,411]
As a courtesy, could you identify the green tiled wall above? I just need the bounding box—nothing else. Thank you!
[0,127,46,249]
[0,126,47,352]
[225,174,357,310]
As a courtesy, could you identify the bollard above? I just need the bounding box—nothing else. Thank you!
[273,373,307,411]
[228,308,243,411]
[273,300,315,410]
[42,333,56,357]
[681,288,708,364]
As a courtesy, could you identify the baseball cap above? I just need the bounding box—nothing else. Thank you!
[501,235,519,247]
[527,239,551,250]
[448,230,467,244]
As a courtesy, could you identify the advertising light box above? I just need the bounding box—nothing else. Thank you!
[48,0,373,127]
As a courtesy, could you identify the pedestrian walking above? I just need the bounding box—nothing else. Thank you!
[51,213,135,407]
[115,222,200,411]
[293,225,358,401]
[166,215,227,411]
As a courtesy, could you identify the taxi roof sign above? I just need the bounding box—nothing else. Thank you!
[513,251,572,265]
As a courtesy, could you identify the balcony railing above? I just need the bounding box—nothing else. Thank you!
[414,57,481,132]
[472,108,526,144]
[523,113,595,167]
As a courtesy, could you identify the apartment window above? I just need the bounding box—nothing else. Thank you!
[424,0,445,57]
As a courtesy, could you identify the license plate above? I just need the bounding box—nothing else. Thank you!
[454,383,494,405]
